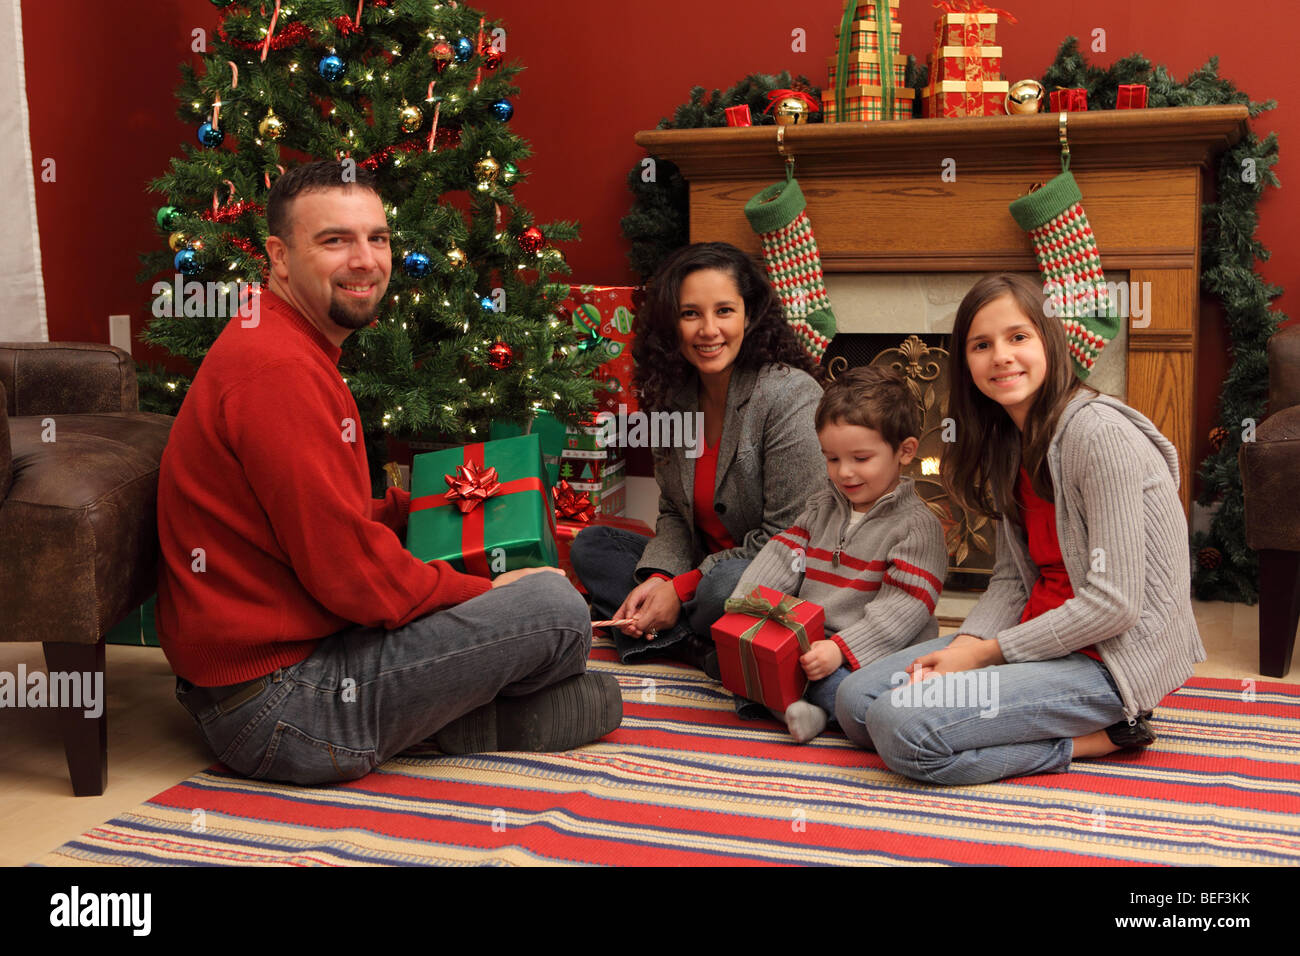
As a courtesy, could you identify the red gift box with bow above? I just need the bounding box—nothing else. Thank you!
[1049,88,1088,112]
[712,585,826,712]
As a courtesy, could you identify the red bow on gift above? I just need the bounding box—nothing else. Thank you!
[762,89,822,114]
[443,460,501,513]
[552,480,595,523]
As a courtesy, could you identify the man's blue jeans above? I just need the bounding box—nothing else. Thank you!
[834,636,1126,785]
[175,572,592,786]
[570,525,750,663]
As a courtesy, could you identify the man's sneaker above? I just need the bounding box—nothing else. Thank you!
[434,672,623,755]
[1104,712,1157,750]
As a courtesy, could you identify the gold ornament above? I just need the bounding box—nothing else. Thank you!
[258,110,285,140]
[398,101,423,133]
[168,231,189,252]
[772,96,811,126]
[474,153,500,192]
[446,246,467,270]
[1005,79,1046,115]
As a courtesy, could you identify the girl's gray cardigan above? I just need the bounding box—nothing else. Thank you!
[959,393,1206,718]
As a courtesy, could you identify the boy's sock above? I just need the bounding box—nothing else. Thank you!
[775,699,828,744]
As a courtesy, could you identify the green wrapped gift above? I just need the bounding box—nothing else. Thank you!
[406,434,558,575]
[105,595,160,647]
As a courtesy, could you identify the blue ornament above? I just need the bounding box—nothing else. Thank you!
[489,98,514,121]
[174,249,201,275]
[403,251,431,278]
[318,54,346,82]
[197,122,224,148]
[454,37,474,62]
[479,296,496,312]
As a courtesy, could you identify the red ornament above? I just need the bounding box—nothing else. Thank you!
[443,460,501,514]
[518,226,544,255]
[552,480,595,524]
[487,341,514,370]
[480,41,502,70]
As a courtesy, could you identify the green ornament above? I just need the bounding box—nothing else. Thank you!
[156,205,182,230]
[502,161,519,183]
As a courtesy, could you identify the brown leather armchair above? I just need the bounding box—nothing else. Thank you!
[1240,324,1300,677]
[1,343,172,794]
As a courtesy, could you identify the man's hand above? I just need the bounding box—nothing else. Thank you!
[908,634,1003,682]
[801,640,844,681]
[491,566,566,589]
[614,578,680,639]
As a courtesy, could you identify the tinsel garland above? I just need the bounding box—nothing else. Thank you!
[215,4,377,50]
[1042,38,1285,603]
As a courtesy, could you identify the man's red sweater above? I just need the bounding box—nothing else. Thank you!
[156,290,492,686]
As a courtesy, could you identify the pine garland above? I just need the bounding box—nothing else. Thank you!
[1043,38,1285,603]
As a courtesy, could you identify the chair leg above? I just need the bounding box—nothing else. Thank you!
[1258,549,1300,679]
[41,641,107,796]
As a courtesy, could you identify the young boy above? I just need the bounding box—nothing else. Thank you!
[726,366,948,742]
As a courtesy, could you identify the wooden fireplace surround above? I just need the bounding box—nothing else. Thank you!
[636,106,1251,513]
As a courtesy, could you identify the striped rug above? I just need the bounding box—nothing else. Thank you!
[35,641,1300,866]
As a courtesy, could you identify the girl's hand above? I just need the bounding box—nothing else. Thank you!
[908,637,1003,682]
[614,578,664,637]
[801,641,844,682]
[631,579,682,638]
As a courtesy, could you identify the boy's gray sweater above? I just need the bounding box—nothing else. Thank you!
[959,393,1206,717]
[728,476,948,670]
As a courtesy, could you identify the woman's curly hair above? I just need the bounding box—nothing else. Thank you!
[632,242,822,412]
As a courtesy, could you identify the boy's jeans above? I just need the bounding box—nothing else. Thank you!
[570,525,750,663]
[834,635,1126,785]
[175,572,591,785]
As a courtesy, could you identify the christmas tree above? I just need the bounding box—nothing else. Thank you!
[140,0,604,485]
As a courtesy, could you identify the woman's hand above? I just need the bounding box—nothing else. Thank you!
[908,634,1004,682]
[614,578,681,639]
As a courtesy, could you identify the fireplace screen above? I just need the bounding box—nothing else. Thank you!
[824,333,994,590]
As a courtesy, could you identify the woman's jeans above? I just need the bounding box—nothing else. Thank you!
[570,525,750,663]
[834,636,1126,786]
[175,572,591,786]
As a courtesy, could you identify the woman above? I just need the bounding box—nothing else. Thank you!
[571,242,825,672]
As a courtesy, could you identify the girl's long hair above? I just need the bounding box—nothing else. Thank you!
[942,273,1090,521]
[632,242,820,412]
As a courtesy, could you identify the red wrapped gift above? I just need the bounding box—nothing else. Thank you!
[1116,84,1148,109]
[930,45,1003,83]
[724,104,752,127]
[925,80,1008,117]
[556,515,652,593]
[1049,87,1088,112]
[712,586,825,712]
[562,285,641,416]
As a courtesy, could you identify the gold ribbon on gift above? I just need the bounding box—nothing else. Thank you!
[722,588,812,702]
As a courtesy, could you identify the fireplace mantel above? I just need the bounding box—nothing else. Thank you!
[636,106,1250,512]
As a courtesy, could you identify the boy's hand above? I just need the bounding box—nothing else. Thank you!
[490,566,566,589]
[801,640,844,681]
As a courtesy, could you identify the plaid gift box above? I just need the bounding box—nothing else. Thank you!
[561,285,641,417]
[406,434,557,575]
[827,51,908,87]
[925,79,1009,117]
[833,21,903,55]
[824,85,915,122]
[929,45,1003,83]
[712,585,827,712]
[1116,84,1148,109]
[1049,88,1088,112]
[934,11,1000,47]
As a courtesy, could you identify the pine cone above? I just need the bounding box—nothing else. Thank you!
[1197,547,1222,570]
[1208,425,1229,452]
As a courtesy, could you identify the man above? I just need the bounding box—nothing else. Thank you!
[157,161,620,785]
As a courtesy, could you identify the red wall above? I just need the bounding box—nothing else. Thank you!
[23,0,1294,488]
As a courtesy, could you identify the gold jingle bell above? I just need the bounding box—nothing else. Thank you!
[1005,79,1046,115]
[168,231,189,252]
[398,101,423,133]
[258,111,285,140]
[474,153,500,191]
[446,246,467,270]
[772,95,811,126]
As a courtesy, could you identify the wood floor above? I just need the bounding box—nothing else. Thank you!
[0,599,1293,867]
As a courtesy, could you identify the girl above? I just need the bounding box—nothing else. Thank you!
[571,242,824,672]
[834,273,1205,785]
